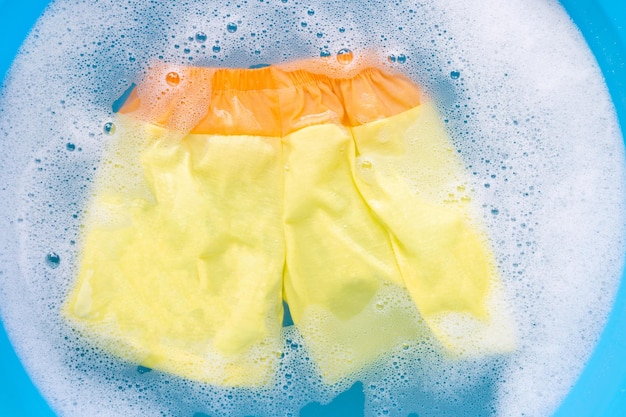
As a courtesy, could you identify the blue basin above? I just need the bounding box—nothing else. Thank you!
[0,1,624,416]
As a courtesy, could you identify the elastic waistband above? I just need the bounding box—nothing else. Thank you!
[213,66,318,91]
[185,65,383,92]
[121,62,422,136]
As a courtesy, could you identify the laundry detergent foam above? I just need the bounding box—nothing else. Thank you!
[0,0,624,416]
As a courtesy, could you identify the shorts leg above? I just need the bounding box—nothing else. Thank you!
[351,102,516,355]
[282,123,424,383]
[65,120,286,386]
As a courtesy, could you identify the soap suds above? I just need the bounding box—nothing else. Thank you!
[0,0,624,416]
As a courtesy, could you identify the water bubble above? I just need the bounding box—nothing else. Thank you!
[491,208,500,215]
[307,9,315,16]
[66,143,75,151]
[316,32,323,38]
[212,45,221,53]
[137,366,152,374]
[183,48,191,54]
[388,54,396,63]
[165,71,180,86]
[450,70,461,79]
[361,160,372,170]
[336,48,353,64]
[320,50,331,58]
[397,54,407,64]
[45,252,61,269]
[195,32,207,43]
[301,21,307,28]
[227,22,238,33]
[103,122,116,135]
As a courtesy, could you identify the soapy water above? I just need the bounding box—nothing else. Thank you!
[0,0,624,416]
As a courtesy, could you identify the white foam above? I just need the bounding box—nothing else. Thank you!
[0,0,624,416]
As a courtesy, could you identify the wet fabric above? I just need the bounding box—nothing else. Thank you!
[64,63,515,387]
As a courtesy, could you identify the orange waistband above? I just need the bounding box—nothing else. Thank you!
[120,63,422,136]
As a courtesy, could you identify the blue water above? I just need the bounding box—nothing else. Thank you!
[0,1,625,416]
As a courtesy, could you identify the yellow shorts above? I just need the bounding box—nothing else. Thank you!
[64,62,515,387]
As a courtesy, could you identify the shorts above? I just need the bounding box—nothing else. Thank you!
[64,62,515,387]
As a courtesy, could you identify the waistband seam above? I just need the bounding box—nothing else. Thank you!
[208,66,380,92]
